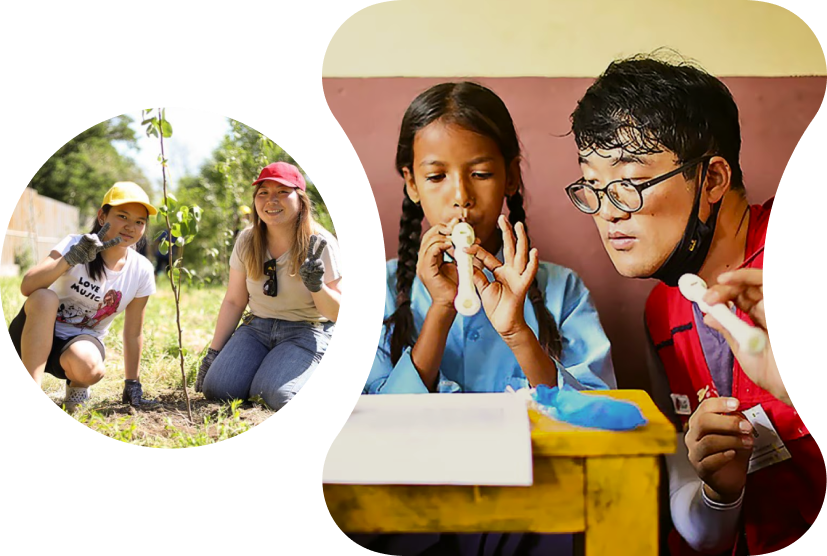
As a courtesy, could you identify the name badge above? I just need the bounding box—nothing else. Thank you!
[743,404,792,474]
[671,394,692,416]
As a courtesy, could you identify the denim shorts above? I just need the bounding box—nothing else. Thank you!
[8,305,106,380]
[202,315,334,410]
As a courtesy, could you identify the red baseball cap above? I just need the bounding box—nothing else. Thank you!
[252,162,307,191]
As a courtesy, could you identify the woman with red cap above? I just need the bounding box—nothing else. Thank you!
[8,181,159,411]
[196,162,342,410]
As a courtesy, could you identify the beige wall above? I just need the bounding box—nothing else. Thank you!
[324,0,826,77]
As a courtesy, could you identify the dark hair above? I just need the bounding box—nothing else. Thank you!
[571,53,744,190]
[385,81,562,366]
[87,204,148,281]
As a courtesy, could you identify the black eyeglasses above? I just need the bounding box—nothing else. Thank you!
[263,259,278,297]
[566,155,713,214]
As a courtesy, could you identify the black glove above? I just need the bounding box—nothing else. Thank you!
[64,222,122,266]
[195,348,220,393]
[122,379,159,408]
[299,235,327,293]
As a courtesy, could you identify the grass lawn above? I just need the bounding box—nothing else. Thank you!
[1,275,273,448]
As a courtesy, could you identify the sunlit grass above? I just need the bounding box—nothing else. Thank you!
[1,276,272,447]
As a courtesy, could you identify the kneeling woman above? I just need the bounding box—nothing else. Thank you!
[197,162,341,410]
[9,182,158,411]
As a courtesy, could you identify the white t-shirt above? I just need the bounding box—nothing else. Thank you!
[50,235,156,340]
[229,228,342,323]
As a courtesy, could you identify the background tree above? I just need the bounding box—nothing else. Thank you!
[28,116,150,221]
[174,120,334,285]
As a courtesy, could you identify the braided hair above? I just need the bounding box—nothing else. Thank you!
[385,194,424,364]
[385,82,562,364]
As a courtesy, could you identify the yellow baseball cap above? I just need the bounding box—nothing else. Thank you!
[102,182,158,216]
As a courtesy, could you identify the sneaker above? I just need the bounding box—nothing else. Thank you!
[64,383,91,413]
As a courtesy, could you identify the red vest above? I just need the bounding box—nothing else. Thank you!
[645,199,825,555]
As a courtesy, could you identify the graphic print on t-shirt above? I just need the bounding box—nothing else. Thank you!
[56,275,122,331]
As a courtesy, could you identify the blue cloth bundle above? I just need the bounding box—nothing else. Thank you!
[532,384,647,431]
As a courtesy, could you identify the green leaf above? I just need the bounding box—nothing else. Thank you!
[192,205,202,221]
[159,240,169,255]
[180,221,191,238]
[166,191,178,202]
[161,119,173,138]
[176,211,183,222]
[171,223,182,237]
[153,230,167,241]
[167,345,186,359]
[176,236,186,247]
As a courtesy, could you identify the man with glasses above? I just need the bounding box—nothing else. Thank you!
[568,55,824,555]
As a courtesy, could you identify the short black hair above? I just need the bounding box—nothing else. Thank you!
[571,52,744,190]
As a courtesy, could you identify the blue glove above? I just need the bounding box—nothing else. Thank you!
[532,384,647,431]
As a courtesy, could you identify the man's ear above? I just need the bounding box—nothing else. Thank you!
[402,167,420,203]
[704,156,732,204]
[506,157,522,197]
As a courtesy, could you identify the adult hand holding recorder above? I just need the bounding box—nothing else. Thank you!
[703,268,790,407]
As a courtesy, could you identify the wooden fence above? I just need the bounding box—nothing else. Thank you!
[1,188,81,276]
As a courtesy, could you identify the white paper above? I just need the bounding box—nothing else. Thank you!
[323,393,533,486]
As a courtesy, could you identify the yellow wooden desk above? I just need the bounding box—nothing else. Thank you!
[324,390,676,556]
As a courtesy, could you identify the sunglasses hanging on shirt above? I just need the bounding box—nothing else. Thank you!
[263,259,278,297]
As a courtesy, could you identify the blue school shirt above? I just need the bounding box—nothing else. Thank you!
[365,259,616,394]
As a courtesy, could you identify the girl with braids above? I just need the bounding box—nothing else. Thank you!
[364,81,615,397]
[356,83,615,555]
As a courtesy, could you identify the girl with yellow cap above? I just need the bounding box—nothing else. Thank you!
[8,181,159,411]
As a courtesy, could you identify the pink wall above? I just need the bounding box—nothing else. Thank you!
[324,76,826,390]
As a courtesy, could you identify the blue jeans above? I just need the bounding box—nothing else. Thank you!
[202,316,334,410]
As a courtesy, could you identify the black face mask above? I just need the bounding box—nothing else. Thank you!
[648,162,722,287]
